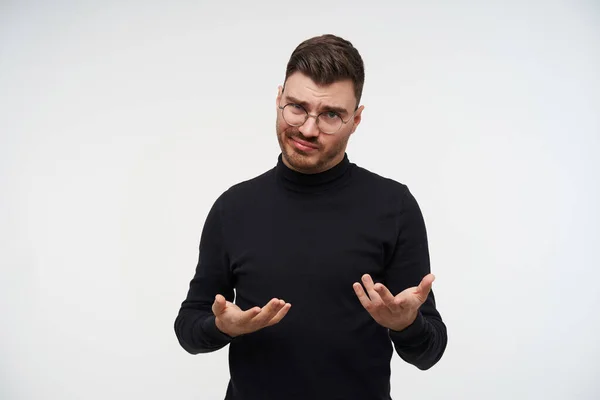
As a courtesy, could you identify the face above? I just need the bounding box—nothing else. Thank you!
[276,72,364,174]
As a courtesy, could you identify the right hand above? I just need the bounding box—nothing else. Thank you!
[212,294,292,338]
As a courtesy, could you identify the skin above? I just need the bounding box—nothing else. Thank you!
[275,72,363,174]
[353,273,436,331]
[213,295,291,337]
[211,71,435,337]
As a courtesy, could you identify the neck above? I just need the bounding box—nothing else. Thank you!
[276,152,352,194]
[281,153,346,175]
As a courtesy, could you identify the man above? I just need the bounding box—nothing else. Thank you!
[175,34,447,400]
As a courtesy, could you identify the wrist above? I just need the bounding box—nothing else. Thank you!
[391,311,419,332]
[388,312,427,344]
[215,317,235,338]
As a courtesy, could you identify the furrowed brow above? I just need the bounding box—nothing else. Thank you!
[284,95,349,116]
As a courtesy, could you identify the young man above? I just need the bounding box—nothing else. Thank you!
[175,34,447,400]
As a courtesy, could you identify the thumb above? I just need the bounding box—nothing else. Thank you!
[212,294,226,316]
[416,274,435,301]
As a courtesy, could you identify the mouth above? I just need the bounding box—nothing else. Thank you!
[289,136,319,152]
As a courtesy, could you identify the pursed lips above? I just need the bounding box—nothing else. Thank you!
[290,136,319,149]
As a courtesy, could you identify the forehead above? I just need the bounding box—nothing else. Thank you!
[283,72,356,109]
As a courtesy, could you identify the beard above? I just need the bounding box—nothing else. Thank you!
[276,119,349,174]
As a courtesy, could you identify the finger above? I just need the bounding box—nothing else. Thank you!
[361,274,383,304]
[266,302,292,326]
[416,274,435,302]
[252,298,285,326]
[262,298,285,314]
[239,305,262,323]
[353,282,372,311]
[373,283,400,311]
[394,290,418,309]
[212,294,227,316]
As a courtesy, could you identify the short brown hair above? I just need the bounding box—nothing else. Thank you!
[284,34,365,108]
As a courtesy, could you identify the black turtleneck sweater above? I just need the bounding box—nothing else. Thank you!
[175,154,447,400]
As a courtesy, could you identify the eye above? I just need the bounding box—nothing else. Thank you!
[286,103,306,115]
[324,111,339,120]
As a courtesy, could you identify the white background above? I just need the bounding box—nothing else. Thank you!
[1,1,599,399]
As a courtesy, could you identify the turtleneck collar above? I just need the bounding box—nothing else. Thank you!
[275,153,353,194]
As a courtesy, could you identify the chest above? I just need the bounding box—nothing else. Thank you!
[226,195,397,308]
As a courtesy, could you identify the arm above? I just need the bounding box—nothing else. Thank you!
[385,187,447,370]
[174,196,234,354]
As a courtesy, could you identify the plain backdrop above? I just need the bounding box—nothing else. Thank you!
[1,1,599,399]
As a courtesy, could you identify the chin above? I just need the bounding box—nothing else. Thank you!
[277,130,326,172]
[283,150,325,173]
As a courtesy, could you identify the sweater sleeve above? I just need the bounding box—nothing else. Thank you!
[385,187,447,370]
[174,195,235,354]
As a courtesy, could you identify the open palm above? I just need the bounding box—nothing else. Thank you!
[353,273,435,332]
[212,294,291,337]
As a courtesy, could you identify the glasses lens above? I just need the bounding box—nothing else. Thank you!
[282,104,307,126]
[317,113,343,134]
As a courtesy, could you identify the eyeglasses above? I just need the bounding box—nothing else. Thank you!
[278,102,354,135]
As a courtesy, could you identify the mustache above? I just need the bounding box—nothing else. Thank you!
[285,128,320,146]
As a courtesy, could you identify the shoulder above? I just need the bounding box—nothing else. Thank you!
[351,164,410,200]
[350,163,425,216]
[351,163,425,224]
[214,167,276,208]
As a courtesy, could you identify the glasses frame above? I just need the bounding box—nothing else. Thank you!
[278,101,355,135]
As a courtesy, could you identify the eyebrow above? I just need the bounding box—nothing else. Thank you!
[284,95,349,116]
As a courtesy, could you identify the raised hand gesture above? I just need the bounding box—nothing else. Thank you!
[353,273,435,332]
[212,294,292,338]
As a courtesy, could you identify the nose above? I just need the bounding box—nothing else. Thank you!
[298,115,320,138]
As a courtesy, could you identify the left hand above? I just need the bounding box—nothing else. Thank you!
[353,273,435,332]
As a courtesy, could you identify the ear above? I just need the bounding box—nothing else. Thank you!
[350,105,364,134]
[276,85,283,108]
